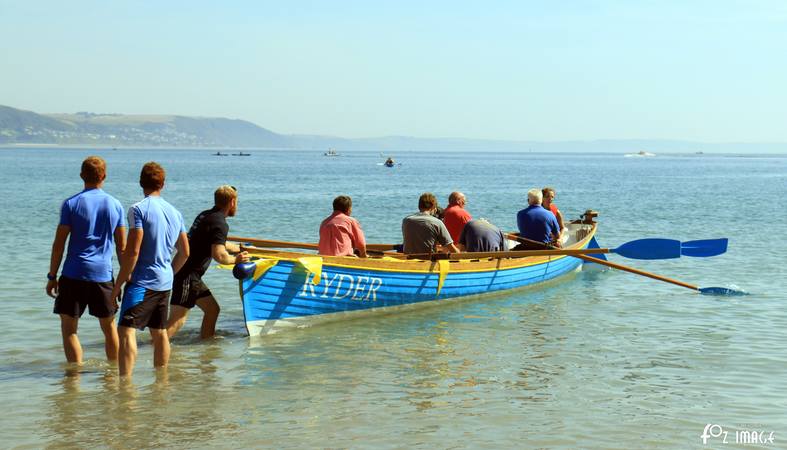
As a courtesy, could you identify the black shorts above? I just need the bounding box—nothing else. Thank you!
[171,272,212,309]
[118,283,170,330]
[53,276,116,319]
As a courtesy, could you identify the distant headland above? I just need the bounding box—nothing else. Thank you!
[1,104,785,153]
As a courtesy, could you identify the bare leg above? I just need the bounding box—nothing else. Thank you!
[59,314,82,364]
[99,316,119,361]
[195,295,220,339]
[118,326,137,378]
[166,305,190,339]
[150,328,170,368]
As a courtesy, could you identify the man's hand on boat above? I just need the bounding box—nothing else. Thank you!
[231,244,250,264]
[234,251,250,264]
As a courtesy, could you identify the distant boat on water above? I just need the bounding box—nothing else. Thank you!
[324,148,339,157]
[213,151,229,156]
[232,152,251,156]
[624,150,656,157]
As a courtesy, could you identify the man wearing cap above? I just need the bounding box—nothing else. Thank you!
[167,185,249,340]
[46,156,126,364]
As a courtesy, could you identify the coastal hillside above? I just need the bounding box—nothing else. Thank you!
[0,105,289,148]
[2,105,785,153]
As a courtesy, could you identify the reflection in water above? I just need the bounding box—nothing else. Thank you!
[42,343,233,448]
[44,366,122,449]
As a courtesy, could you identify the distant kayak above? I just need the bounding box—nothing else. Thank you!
[232,152,251,156]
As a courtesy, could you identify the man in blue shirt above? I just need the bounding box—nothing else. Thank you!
[46,156,126,363]
[515,188,561,249]
[111,162,189,379]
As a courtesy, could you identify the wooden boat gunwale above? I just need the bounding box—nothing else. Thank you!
[234,221,596,274]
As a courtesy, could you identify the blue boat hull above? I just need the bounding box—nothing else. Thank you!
[235,225,596,335]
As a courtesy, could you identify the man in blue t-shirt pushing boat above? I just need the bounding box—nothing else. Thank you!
[111,162,190,379]
[46,156,127,364]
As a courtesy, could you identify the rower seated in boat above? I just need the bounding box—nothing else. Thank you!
[318,195,367,257]
[541,187,565,242]
[514,188,561,250]
[457,218,508,252]
[402,192,459,255]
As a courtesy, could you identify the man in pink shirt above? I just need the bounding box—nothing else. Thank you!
[442,191,472,243]
[318,195,367,257]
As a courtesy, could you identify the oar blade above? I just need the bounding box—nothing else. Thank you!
[612,238,681,260]
[680,238,728,257]
[699,286,748,296]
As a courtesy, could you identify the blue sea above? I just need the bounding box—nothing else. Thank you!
[1,147,785,449]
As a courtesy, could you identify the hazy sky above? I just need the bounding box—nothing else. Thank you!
[1,1,786,142]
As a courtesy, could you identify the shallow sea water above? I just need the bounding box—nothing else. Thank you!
[0,147,785,449]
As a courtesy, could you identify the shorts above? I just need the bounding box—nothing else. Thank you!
[118,283,170,330]
[170,272,212,309]
[53,276,116,319]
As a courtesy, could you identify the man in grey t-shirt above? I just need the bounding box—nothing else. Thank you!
[402,193,460,255]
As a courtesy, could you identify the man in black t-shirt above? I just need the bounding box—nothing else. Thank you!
[167,185,249,339]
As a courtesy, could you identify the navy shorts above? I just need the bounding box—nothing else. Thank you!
[118,283,170,330]
[53,276,117,319]
[170,272,212,309]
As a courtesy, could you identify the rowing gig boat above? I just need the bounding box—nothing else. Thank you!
[229,213,599,336]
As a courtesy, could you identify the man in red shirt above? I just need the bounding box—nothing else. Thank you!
[442,191,472,243]
[542,187,565,241]
[318,195,367,257]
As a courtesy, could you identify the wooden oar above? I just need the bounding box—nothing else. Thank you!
[506,234,745,296]
[403,248,614,260]
[400,235,729,260]
[230,236,318,250]
[228,236,400,252]
[229,235,727,260]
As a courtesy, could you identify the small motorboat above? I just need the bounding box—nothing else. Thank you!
[624,150,656,157]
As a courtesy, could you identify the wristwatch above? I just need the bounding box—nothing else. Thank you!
[47,273,56,281]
